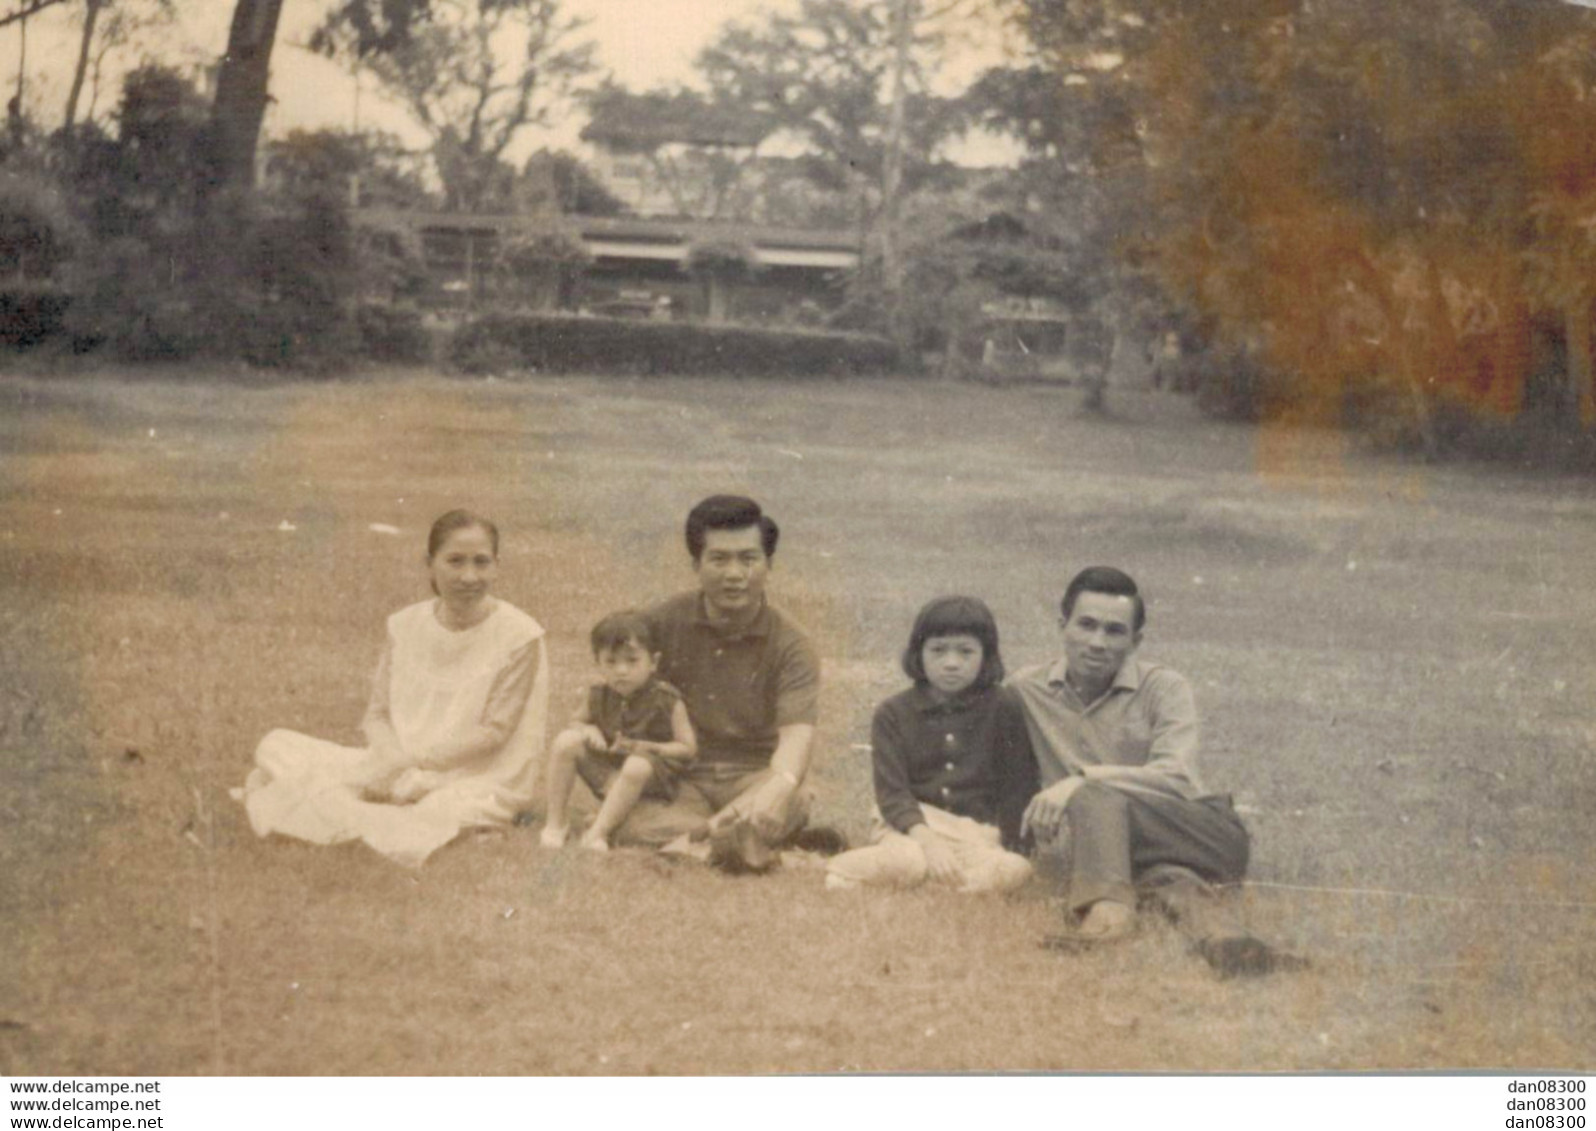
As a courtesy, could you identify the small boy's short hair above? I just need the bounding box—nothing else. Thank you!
[590,610,656,657]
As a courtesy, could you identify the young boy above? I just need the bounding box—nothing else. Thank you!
[541,610,697,851]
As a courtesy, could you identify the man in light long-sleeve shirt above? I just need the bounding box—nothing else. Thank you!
[1009,567,1300,976]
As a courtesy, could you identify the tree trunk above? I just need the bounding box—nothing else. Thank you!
[705,274,728,322]
[9,7,27,147]
[879,0,915,354]
[62,0,101,133]
[1565,297,1595,429]
[1078,317,1112,413]
[205,0,287,194]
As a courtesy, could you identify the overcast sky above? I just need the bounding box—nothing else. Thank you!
[10,0,1019,165]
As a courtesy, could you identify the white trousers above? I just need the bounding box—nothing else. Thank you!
[825,804,1032,893]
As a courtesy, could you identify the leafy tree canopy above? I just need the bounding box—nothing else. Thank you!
[580,85,774,154]
[694,0,966,197]
[315,0,597,213]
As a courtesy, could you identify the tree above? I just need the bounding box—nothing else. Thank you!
[695,0,965,214]
[993,0,1596,442]
[518,148,625,216]
[62,0,176,133]
[61,65,219,355]
[205,0,288,194]
[318,0,596,212]
[580,84,771,219]
[62,0,104,133]
[685,238,757,321]
[0,0,68,31]
[965,40,1169,406]
[491,224,587,309]
[208,0,439,195]
[265,128,436,210]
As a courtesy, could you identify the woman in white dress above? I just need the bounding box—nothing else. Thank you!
[242,510,550,866]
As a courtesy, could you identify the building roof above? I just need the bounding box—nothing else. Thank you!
[355,210,861,271]
[580,90,772,152]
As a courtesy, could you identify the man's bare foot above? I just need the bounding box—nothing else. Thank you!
[538,825,569,849]
[1077,899,1136,940]
[580,831,611,853]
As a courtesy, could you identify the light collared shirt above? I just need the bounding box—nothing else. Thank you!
[1005,658,1210,802]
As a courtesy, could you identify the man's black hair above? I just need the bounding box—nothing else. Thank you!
[1060,566,1146,632]
[684,495,779,563]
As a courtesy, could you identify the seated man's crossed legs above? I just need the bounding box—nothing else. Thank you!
[1057,780,1249,939]
[605,765,812,871]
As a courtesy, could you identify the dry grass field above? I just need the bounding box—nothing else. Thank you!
[1,370,1593,1074]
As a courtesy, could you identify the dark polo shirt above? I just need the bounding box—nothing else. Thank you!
[645,592,820,769]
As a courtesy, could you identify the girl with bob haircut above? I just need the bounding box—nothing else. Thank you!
[242,509,550,866]
[825,596,1038,893]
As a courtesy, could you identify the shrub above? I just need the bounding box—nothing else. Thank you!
[353,216,429,304]
[224,193,361,368]
[0,283,72,348]
[62,235,206,360]
[451,313,900,377]
[356,301,432,364]
[685,239,757,279]
[0,172,81,282]
[1194,346,1292,421]
[489,227,589,311]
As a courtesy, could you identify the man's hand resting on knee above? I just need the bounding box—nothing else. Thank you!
[1021,776,1084,841]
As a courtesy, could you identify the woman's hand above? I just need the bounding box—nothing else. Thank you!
[582,725,609,754]
[389,768,441,804]
[348,745,407,800]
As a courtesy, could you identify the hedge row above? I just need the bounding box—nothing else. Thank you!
[354,301,433,365]
[0,285,72,349]
[1,298,902,376]
[0,289,433,366]
[452,312,901,377]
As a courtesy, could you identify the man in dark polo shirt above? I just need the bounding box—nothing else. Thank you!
[1008,566,1303,976]
[589,495,820,869]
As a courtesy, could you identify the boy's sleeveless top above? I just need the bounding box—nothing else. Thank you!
[587,679,682,747]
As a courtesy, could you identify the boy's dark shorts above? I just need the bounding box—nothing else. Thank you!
[576,747,682,802]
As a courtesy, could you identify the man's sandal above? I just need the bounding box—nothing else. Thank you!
[1194,935,1311,979]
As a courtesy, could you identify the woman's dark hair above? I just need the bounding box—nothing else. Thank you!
[1060,566,1145,631]
[901,595,1006,692]
[427,509,500,560]
[684,495,779,563]
[590,610,656,657]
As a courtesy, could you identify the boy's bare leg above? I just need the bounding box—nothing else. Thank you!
[540,730,586,847]
[583,754,654,850]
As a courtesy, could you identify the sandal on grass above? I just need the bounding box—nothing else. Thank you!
[1194,935,1312,979]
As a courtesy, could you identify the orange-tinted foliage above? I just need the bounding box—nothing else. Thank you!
[1033,0,1596,431]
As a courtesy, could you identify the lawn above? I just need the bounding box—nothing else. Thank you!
[1,369,1592,1074]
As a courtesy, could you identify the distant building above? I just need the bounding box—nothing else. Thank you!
[578,87,860,227]
[356,209,861,325]
[580,88,770,221]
